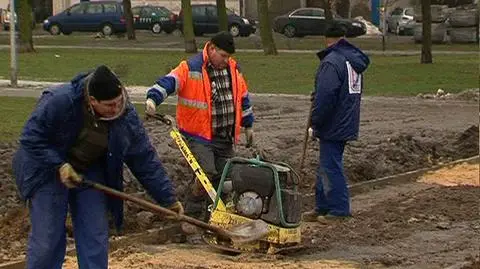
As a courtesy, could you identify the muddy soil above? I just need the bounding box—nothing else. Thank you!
[0,93,478,266]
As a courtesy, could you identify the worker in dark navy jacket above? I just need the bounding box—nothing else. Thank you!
[303,22,370,223]
[12,65,183,269]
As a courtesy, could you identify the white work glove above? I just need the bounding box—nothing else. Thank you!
[245,127,254,148]
[145,98,156,114]
[58,163,82,188]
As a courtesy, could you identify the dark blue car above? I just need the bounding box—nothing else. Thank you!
[43,0,126,36]
[177,4,256,37]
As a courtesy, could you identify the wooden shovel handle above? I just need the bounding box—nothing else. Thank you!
[82,179,232,238]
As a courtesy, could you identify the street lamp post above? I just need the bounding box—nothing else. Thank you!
[9,0,17,87]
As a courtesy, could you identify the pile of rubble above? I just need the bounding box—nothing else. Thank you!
[417,88,479,101]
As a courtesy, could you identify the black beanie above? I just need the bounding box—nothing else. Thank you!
[211,31,235,54]
[88,65,123,101]
[325,21,347,38]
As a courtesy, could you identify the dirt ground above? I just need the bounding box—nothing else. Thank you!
[0,91,479,268]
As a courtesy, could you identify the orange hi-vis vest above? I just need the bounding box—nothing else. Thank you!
[146,44,254,144]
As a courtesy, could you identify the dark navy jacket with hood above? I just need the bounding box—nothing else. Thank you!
[12,72,177,231]
[311,38,370,141]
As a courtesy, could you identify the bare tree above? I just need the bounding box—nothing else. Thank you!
[216,0,228,32]
[18,0,35,52]
[382,0,390,51]
[182,0,197,53]
[322,0,334,21]
[257,0,277,55]
[421,0,432,63]
[335,0,350,18]
[123,0,135,40]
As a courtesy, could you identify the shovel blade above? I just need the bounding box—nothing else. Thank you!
[227,219,269,244]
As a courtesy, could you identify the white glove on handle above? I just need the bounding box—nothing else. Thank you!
[145,98,156,114]
[58,163,82,189]
[245,127,254,148]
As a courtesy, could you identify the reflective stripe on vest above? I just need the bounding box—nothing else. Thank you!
[178,96,208,110]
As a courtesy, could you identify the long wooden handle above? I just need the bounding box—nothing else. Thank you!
[82,179,231,238]
[299,101,314,171]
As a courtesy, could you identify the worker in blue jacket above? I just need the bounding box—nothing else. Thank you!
[303,22,370,223]
[12,65,184,269]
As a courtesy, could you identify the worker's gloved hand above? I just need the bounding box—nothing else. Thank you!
[167,201,184,219]
[245,127,254,148]
[308,127,313,138]
[58,163,82,188]
[145,98,156,114]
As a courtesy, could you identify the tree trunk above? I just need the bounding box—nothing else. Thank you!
[382,0,389,51]
[335,0,350,18]
[421,0,432,64]
[322,0,333,21]
[18,0,35,53]
[257,0,277,55]
[216,0,228,32]
[182,0,197,53]
[123,0,135,40]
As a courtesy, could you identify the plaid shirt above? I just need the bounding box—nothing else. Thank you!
[207,63,235,140]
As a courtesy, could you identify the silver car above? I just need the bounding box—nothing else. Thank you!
[386,7,414,35]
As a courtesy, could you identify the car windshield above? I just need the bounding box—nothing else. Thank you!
[405,8,414,16]
[154,6,171,16]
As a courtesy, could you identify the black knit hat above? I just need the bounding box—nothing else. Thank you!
[88,65,123,101]
[325,21,347,38]
[211,31,235,54]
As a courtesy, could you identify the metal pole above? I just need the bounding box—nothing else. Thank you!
[382,0,388,51]
[9,0,17,87]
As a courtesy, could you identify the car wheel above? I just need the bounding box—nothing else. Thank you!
[151,23,162,34]
[101,23,113,36]
[229,24,240,37]
[283,25,296,38]
[49,24,61,35]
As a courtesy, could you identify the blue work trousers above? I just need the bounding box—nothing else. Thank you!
[26,177,109,269]
[315,140,351,216]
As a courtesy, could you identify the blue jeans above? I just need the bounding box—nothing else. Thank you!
[315,140,351,216]
[26,176,109,269]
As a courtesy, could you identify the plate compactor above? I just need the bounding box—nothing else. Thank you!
[148,113,303,254]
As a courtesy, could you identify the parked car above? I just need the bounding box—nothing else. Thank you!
[177,4,256,37]
[273,8,366,38]
[386,7,414,35]
[42,0,126,36]
[131,5,177,34]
